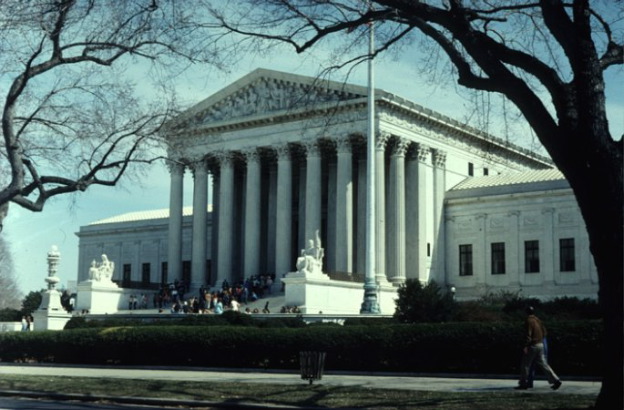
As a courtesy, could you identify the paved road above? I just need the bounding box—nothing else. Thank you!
[0,364,601,395]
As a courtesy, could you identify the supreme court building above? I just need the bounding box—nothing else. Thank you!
[75,69,599,304]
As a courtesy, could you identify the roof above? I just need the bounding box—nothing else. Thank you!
[449,168,565,191]
[89,206,212,226]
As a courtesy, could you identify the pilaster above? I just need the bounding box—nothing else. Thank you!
[374,132,390,284]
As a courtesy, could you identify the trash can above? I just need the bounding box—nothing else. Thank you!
[299,351,326,384]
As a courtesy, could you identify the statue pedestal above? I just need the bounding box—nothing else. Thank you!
[76,280,124,314]
[283,274,397,314]
[32,289,71,331]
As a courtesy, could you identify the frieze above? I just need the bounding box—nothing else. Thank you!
[489,217,504,229]
[558,212,575,224]
[523,215,538,226]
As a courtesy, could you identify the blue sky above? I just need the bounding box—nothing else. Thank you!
[4,25,622,296]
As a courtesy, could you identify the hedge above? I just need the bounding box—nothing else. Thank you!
[0,320,602,376]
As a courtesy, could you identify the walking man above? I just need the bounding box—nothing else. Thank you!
[516,306,562,390]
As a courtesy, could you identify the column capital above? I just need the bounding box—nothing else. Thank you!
[189,159,208,175]
[391,139,410,157]
[375,132,391,151]
[432,149,447,168]
[335,137,353,155]
[242,148,260,163]
[407,144,430,163]
[302,141,321,157]
[275,143,292,160]
[166,160,185,175]
[214,150,234,165]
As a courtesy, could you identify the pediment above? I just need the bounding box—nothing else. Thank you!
[178,68,369,128]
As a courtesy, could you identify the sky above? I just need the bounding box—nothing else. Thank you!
[3,16,623,296]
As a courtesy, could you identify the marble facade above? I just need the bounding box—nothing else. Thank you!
[75,69,598,304]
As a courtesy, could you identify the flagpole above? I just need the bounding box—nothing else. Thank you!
[361,6,380,314]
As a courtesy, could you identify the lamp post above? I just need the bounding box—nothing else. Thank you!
[361,6,380,314]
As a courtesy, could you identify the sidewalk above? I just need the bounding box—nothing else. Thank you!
[0,363,601,395]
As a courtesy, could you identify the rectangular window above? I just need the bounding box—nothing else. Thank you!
[141,263,150,286]
[459,244,473,276]
[491,242,506,274]
[427,243,431,257]
[468,162,474,176]
[122,264,131,286]
[560,238,576,272]
[483,167,489,176]
[524,240,540,273]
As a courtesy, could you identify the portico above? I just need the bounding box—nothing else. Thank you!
[163,69,551,291]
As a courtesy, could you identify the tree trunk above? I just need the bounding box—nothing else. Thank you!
[559,130,623,409]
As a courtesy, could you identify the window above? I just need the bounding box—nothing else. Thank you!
[459,244,473,276]
[427,243,431,257]
[161,262,168,285]
[141,263,151,286]
[122,264,131,286]
[483,167,489,176]
[468,162,474,176]
[491,242,506,274]
[524,240,540,273]
[560,238,576,272]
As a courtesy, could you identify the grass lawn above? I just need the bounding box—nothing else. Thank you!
[0,375,597,409]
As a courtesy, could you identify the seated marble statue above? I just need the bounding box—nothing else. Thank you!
[89,254,115,283]
[295,231,324,275]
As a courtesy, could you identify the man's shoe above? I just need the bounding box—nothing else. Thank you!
[514,384,529,390]
[551,380,562,390]
[526,382,533,388]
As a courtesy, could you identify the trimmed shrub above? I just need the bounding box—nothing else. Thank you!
[0,320,602,376]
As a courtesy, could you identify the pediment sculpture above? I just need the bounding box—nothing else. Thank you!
[197,78,362,125]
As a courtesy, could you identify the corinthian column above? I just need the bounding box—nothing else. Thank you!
[432,149,447,284]
[388,139,409,284]
[275,144,293,280]
[375,132,390,283]
[167,161,184,284]
[216,152,234,288]
[243,149,261,280]
[335,137,353,273]
[303,141,322,244]
[415,145,430,283]
[191,159,208,290]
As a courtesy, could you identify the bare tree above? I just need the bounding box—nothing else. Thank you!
[0,0,227,228]
[209,1,623,407]
[0,236,22,309]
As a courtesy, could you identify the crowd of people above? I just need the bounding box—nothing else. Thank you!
[147,274,280,315]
